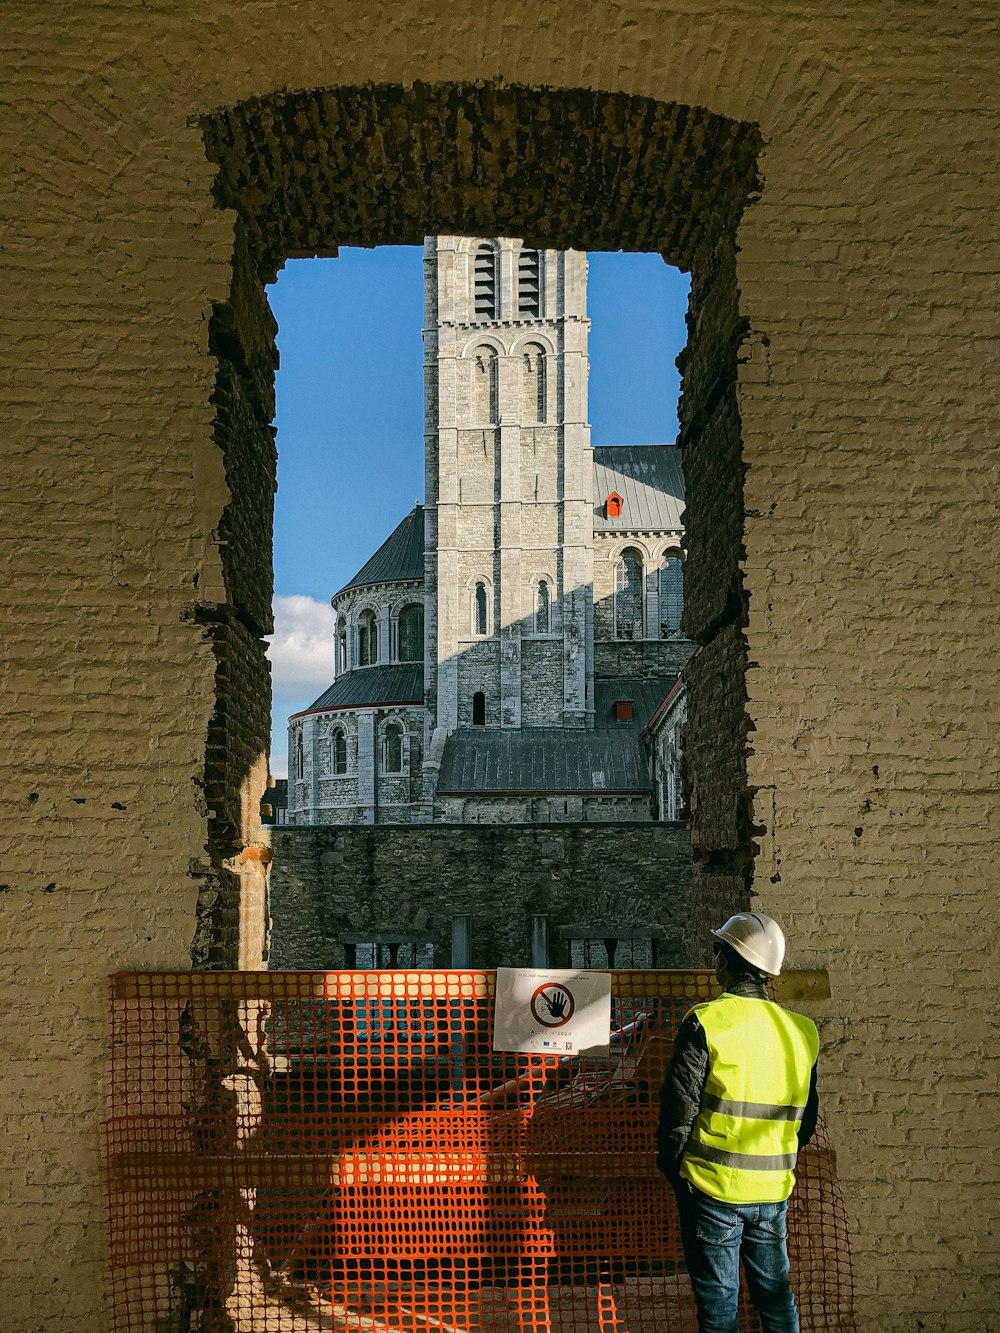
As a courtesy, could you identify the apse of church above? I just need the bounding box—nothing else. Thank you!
[287,238,694,825]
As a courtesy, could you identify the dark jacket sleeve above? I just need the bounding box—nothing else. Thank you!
[656,1012,708,1182]
[797,1060,819,1149]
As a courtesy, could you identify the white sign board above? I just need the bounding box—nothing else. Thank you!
[492,968,612,1055]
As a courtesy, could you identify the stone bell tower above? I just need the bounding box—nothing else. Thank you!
[422,236,593,748]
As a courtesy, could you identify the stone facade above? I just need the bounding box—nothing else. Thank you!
[266,822,692,972]
[288,237,692,825]
[3,10,1000,1330]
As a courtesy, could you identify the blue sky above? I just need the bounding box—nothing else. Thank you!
[265,246,689,775]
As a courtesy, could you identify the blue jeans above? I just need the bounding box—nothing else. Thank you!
[675,1181,799,1333]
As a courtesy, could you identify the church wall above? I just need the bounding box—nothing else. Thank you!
[594,638,695,681]
[455,430,498,504]
[266,822,691,970]
[518,510,561,555]
[456,639,502,726]
[519,638,564,725]
[4,8,1000,1328]
[519,426,560,501]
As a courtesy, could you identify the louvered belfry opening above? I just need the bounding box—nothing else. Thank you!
[518,247,541,315]
[475,243,498,317]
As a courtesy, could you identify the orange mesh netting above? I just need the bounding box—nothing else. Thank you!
[103,971,857,1332]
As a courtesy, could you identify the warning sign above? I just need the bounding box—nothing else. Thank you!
[493,968,612,1055]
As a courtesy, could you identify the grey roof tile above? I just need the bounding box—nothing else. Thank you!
[437,727,650,795]
[593,445,685,532]
[335,505,425,597]
[593,677,682,732]
[295,663,424,715]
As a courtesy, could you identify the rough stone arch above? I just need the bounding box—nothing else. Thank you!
[197,80,761,967]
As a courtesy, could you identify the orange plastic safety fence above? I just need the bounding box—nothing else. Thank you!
[103,972,857,1332]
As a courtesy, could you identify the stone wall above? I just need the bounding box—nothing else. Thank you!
[266,822,691,970]
[3,8,1000,1330]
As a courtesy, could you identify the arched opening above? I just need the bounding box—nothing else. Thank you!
[474,242,499,318]
[472,691,486,726]
[331,727,347,775]
[615,548,645,640]
[473,345,499,423]
[358,610,378,666]
[522,343,547,422]
[384,722,404,773]
[398,602,424,662]
[474,581,488,636]
[659,553,684,636]
[199,80,760,971]
[536,579,551,633]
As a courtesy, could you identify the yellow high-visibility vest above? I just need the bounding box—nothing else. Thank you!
[681,994,819,1205]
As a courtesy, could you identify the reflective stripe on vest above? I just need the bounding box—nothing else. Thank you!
[681,994,819,1205]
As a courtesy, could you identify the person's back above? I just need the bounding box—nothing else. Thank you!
[657,912,819,1333]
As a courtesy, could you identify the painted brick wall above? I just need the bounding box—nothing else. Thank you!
[3,6,999,1330]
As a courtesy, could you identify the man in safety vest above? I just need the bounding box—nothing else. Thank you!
[656,912,819,1333]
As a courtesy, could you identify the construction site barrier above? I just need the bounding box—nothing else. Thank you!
[103,971,857,1332]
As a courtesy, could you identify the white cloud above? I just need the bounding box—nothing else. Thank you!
[267,594,337,698]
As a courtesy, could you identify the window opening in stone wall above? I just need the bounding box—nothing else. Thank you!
[398,602,424,662]
[536,579,550,633]
[331,728,347,775]
[345,937,434,969]
[475,243,499,318]
[522,344,546,422]
[472,691,486,726]
[475,346,499,423]
[358,609,378,666]
[563,927,662,969]
[188,94,796,1333]
[659,554,684,635]
[518,247,541,316]
[384,722,404,773]
[474,581,488,635]
[615,550,645,639]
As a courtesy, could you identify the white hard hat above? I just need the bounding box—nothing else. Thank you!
[711,911,786,977]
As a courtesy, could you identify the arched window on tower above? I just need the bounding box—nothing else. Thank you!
[398,602,424,662]
[518,248,541,316]
[615,549,645,640]
[358,610,378,666]
[474,243,498,318]
[522,344,546,422]
[536,579,551,633]
[384,723,403,774]
[331,728,347,775]
[474,346,499,423]
[295,731,304,780]
[474,581,488,635]
[338,628,347,673]
[659,554,684,636]
[472,692,486,726]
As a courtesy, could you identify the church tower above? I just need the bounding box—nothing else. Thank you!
[423,237,594,750]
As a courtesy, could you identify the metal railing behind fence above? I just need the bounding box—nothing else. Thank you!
[103,970,857,1332]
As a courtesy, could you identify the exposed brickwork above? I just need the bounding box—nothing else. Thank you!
[3,11,1000,1330]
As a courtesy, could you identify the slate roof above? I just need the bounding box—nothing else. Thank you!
[593,445,684,532]
[437,727,650,796]
[335,505,425,597]
[294,663,424,716]
[593,677,682,732]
